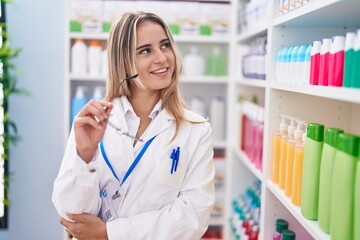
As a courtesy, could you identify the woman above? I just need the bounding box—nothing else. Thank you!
[53,12,215,240]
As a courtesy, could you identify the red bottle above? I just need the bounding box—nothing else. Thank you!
[328,36,345,86]
[318,39,331,86]
[310,41,321,85]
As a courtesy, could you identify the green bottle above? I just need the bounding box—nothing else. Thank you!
[353,140,360,240]
[351,29,360,88]
[330,133,359,240]
[318,128,344,233]
[282,229,296,240]
[343,32,356,88]
[206,47,226,76]
[301,123,324,220]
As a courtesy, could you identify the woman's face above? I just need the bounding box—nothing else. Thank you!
[135,20,175,92]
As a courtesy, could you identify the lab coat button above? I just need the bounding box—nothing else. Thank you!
[89,168,96,173]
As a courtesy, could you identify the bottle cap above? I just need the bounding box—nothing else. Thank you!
[324,128,344,147]
[89,40,101,47]
[294,120,306,139]
[330,36,345,53]
[306,123,324,142]
[297,45,307,62]
[275,219,288,233]
[279,115,290,134]
[320,38,331,54]
[337,133,360,157]
[282,229,296,240]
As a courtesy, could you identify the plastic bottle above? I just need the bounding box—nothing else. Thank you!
[275,49,283,81]
[330,133,359,240]
[284,118,297,197]
[282,229,296,240]
[284,47,294,82]
[272,115,284,184]
[289,46,299,83]
[272,219,288,240]
[71,86,88,124]
[301,123,324,220]
[309,41,321,85]
[92,86,104,101]
[190,96,206,116]
[295,45,307,84]
[343,32,356,88]
[88,40,102,76]
[254,107,264,171]
[206,47,226,76]
[317,128,344,233]
[355,141,360,240]
[318,39,331,86]
[328,36,345,87]
[291,131,306,206]
[210,97,225,141]
[183,46,205,76]
[351,29,360,88]
[279,116,290,190]
[279,47,288,82]
[303,44,311,84]
[71,39,87,75]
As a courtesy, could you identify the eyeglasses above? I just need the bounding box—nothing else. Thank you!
[105,118,143,142]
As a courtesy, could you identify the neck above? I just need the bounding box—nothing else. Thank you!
[129,90,161,119]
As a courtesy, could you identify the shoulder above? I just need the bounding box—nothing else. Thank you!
[183,109,208,124]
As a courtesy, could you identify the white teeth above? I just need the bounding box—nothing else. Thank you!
[153,68,167,74]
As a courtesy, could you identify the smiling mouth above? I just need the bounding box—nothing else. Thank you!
[151,67,168,74]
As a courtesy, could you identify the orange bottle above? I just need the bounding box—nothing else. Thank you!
[291,132,306,206]
[279,116,291,190]
[272,115,289,185]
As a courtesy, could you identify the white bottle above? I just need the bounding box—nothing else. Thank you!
[101,45,108,77]
[88,40,102,76]
[190,96,206,116]
[210,97,225,141]
[71,39,87,75]
[183,46,204,76]
[92,86,104,100]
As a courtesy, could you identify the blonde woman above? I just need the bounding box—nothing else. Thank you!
[53,12,215,240]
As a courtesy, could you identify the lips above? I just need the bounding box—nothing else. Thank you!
[151,67,168,74]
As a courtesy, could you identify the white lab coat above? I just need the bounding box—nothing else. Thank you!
[52,97,215,240]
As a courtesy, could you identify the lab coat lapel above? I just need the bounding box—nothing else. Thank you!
[134,109,173,152]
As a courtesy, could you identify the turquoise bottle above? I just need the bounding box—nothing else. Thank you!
[330,133,359,240]
[354,140,360,240]
[343,32,356,88]
[301,123,324,220]
[317,128,343,233]
[351,29,360,88]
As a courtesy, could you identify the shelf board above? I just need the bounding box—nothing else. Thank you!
[236,24,268,43]
[273,0,360,27]
[267,181,331,240]
[270,81,360,104]
[69,32,108,40]
[180,76,228,84]
[236,78,267,88]
[70,74,106,82]
[233,148,262,180]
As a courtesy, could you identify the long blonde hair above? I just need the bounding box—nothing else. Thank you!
[105,11,188,135]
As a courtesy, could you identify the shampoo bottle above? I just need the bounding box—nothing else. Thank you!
[343,32,356,88]
[317,128,344,233]
[272,115,286,184]
[328,36,345,87]
[183,46,205,76]
[71,39,87,75]
[318,39,331,86]
[279,115,290,189]
[291,131,306,206]
[301,123,324,220]
[284,118,297,197]
[71,86,88,125]
[206,46,226,76]
[330,133,359,240]
[309,41,321,85]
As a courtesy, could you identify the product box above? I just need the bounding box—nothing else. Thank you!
[68,0,103,33]
[102,0,137,33]
[199,2,230,36]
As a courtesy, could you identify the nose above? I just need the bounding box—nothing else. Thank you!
[154,49,167,63]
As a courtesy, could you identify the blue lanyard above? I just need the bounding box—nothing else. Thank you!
[99,136,156,187]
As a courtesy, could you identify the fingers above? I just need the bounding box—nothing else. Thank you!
[75,101,113,128]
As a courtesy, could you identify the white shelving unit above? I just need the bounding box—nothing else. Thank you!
[225,0,360,239]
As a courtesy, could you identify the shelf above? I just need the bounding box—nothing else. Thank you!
[233,148,262,181]
[235,78,267,88]
[236,24,268,43]
[70,74,106,82]
[209,217,224,226]
[273,0,360,27]
[69,32,108,40]
[271,81,360,104]
[213,141,227,149]
[267,181,331,240]
[180,76,228,84]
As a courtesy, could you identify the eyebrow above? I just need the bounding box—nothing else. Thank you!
[136,38,170,50]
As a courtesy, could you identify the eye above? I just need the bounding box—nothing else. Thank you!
[138,48,150,54]
[161,42,171,49]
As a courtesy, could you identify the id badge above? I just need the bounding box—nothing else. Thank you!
[100,182,125,222]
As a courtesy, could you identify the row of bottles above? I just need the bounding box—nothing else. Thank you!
[272,219,296,240]
[71,39,107,77]
[189,96,225,142]
[271,116,360,239]
[71,86,104,125]
[230,180,261,240]
[183,46,226,77]
[240,100,265,171]
[275,30,360,88]
[278,0,312,16]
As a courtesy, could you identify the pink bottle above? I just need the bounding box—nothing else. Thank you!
[318,39,331,86]
[310,41,321,85]
[328,36,345,86]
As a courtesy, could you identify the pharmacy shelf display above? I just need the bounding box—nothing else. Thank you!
[226,0,360,239]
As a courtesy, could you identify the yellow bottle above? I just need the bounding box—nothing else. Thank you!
[292,132,306,206]
[285,119,301,197]
[279,116,290,190]
[272,115,288,185]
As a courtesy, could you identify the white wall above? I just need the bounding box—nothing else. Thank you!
[0,0,65,239]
